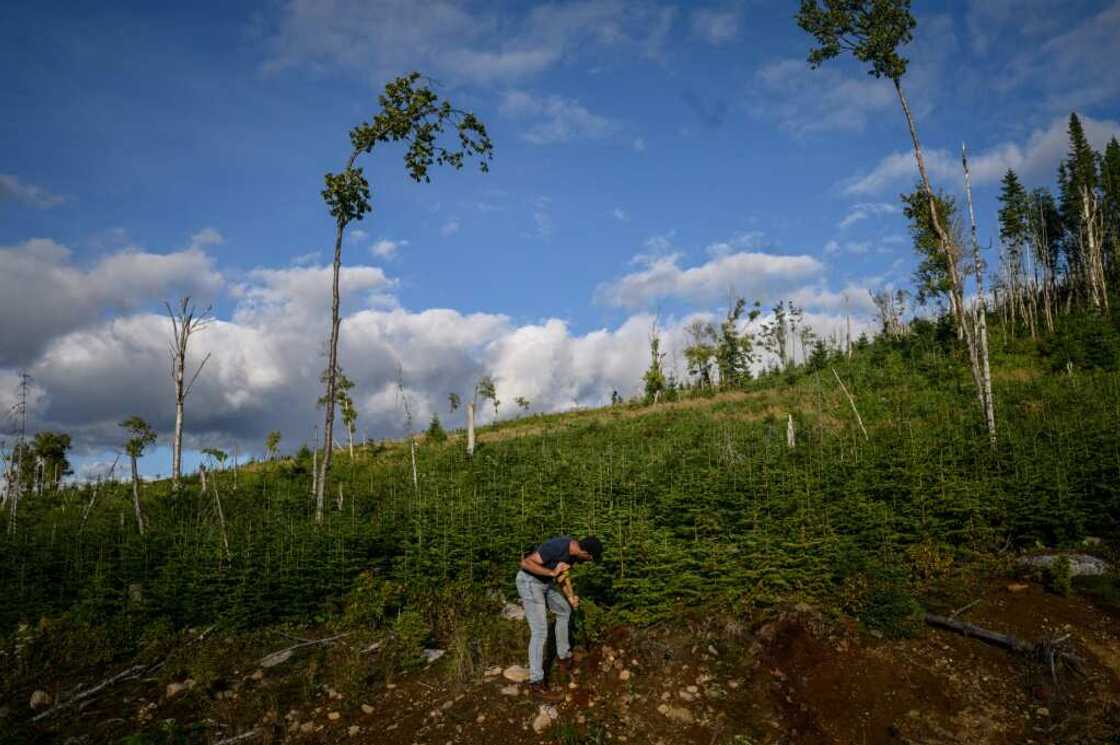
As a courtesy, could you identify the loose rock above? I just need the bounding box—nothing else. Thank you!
[30,690,52,710]
[503,665,531,682]
[1019,554,1109,576]
[532,704,558,734]
[422,648,446,664]
[500,685,521,696]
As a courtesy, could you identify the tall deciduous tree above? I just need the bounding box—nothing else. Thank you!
[265,431,282,460]
[315,72,492,523]
[166,297,212,492]
[798,0,995,442]
[120,416,156,536]
[31,431,72,491]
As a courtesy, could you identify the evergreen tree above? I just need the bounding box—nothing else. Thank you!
[1101,137,1120,275]
[901,185,959,312]
[1058,113,1100,287]
[715,298,759,388]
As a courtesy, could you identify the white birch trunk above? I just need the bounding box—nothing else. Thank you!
[130,456,146,536]
[961,144,997,445]
[466,401,476,457]
[786,414,796,449]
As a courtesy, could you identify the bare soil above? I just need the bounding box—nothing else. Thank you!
[18,578,1120,744]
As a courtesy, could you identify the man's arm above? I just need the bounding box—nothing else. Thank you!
[520,551,569,577]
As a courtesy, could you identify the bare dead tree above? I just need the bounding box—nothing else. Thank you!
[166,297,213,492]
[961,144,997,445]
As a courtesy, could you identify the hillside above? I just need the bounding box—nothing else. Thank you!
[2,317,1120,744]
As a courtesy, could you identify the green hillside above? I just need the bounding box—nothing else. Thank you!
[3,313,1117,643]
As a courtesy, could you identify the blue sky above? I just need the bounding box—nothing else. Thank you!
[2,0,1119,479]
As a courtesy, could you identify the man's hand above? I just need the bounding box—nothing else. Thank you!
[552,562,571,577]
[570,595,581,610]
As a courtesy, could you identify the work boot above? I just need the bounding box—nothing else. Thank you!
[529,681,564,702]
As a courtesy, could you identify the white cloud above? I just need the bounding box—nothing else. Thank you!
[690,7,740,45]
[371,239,407,259]
[0,174,65,209]
[596,242,823,309]
[262,0,676,84]
[838,202,900,229]
[3,231,878,462]
[500,90,616,145]
[0,238,223,367]
[632,137,646,152]
[843,113,1120,196]
[440,220,461,237]
[612,207,628,222]
[753,15,954,136]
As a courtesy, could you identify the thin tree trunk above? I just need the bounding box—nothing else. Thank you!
[410,439,418,493]
[199,463,207,493]
[211,474,231,561]
[786,414,796,449]
[466,401,476,457]
[831,367,869,441]
[893,79,969,337]
[130,456,146,536]
[172,376,184,491]
[316,149,361,524]
[348,425,354,460]
[962,144,997,445]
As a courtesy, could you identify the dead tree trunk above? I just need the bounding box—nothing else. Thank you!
[166,298,212,493]
[129,455,146,536]
[831,367,869,441]
[210,474,231,561]
[962,144,997,445]
[466,401,476,457]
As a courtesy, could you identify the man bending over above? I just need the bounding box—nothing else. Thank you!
[516,535,603,700]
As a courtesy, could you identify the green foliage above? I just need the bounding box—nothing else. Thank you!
[383,609,431,676]
[426,414,448,443]
[642,334,666,403]
[1047,556,1073,597]
[797,0,917,81]
[902,185,959,308]
[1039,312,1120,371]
[120,416,156,458]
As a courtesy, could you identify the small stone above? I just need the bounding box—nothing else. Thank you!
[869,629,884,639]
[686,685,699,694]
[1037,707,1050,717]
[500,685,521,696]
[619,670,631,681]
[250,670,264,681]
[503,665,531,683]
[484,665,503,677]
[328,711,341,721]
[300,722,315,734]
[165,680,195,699]
[532,707,555,733]
[29,690,51,710]
[659,705,694,724]
[1007,583,1029,592]
[477,714,486,723]
[422,648,446,664]
[678,690,695,702]
[707,645,719,656]
[348,725,360,736]
[361,704,374,714]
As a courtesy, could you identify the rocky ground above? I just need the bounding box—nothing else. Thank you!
[10,575,1120,745]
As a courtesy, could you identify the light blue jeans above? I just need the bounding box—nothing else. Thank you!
[516,570,572,683]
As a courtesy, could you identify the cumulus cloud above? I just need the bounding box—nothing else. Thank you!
[500,90,616,145]
[0,238,223,367]
[843,113,1120,196]
[262,0,677,84]
[690,7,740,45]
[595,243,823,309]
[0,173,65,208]
[3,231,876,468]
[440,220,461,237]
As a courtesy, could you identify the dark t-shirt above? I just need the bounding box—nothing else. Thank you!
[526,535,573,581]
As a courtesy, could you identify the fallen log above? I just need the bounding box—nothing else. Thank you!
[258,631,351,668]
[924,613,1085,681]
